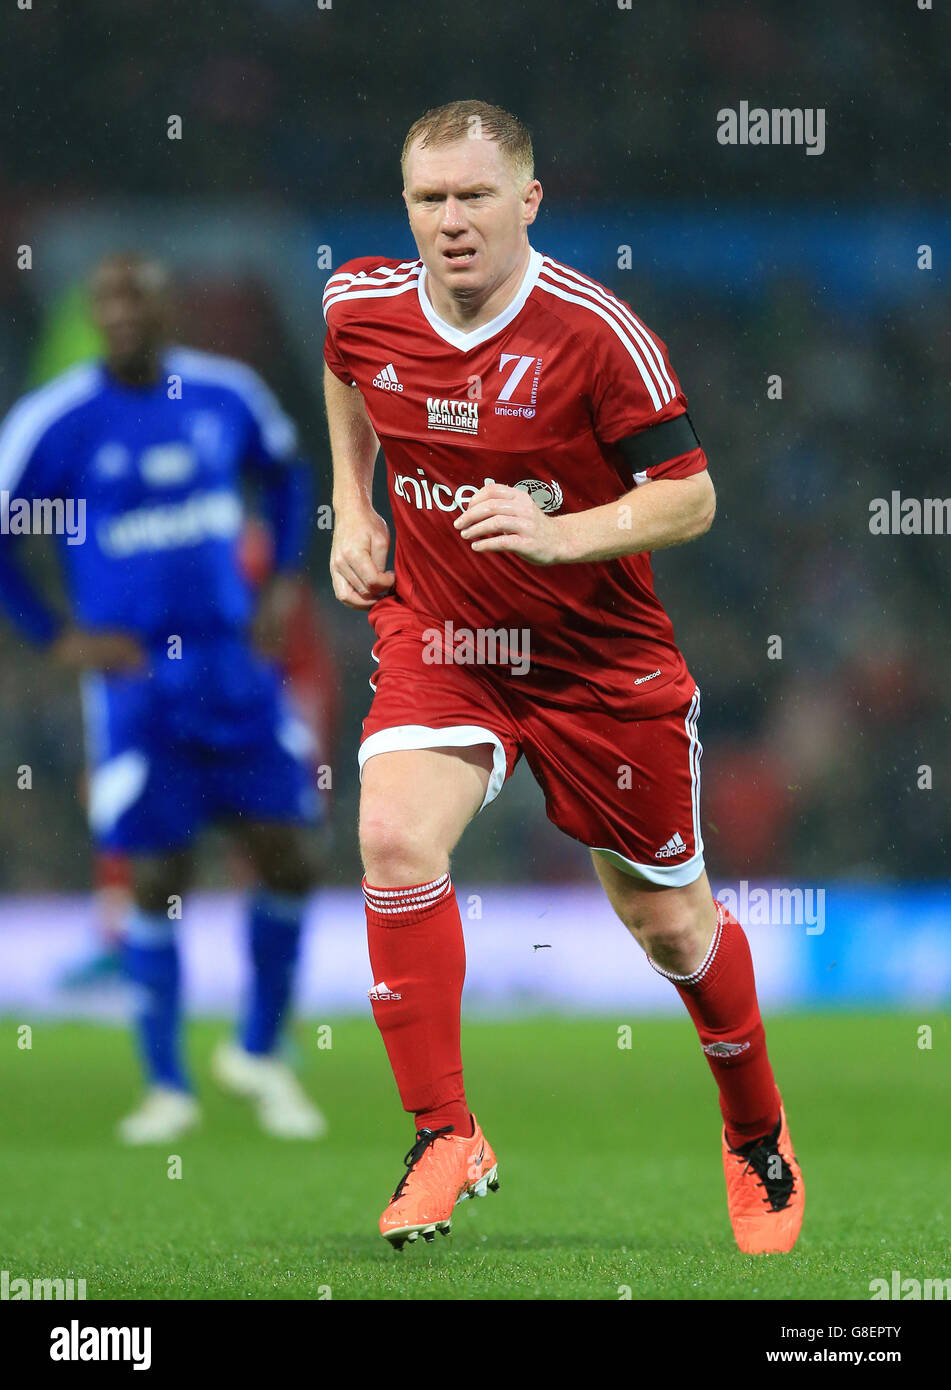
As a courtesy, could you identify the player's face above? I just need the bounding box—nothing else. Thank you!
[402,138,541,299]
[90,262,166,369]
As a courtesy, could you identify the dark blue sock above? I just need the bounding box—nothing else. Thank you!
[122,910,189,1091]
[241,889,307,1056]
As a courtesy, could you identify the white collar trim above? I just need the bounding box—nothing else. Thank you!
[417,247,543,350]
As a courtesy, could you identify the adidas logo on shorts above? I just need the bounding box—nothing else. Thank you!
[654,831,687,859]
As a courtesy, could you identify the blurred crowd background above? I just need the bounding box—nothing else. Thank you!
[0,0,947,891]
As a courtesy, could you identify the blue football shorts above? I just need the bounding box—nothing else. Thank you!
[79,635,322,854]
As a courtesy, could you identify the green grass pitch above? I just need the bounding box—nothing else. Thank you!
[2,1013,947,1300]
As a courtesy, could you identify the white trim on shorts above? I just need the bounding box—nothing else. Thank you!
[357,724,508,814]
[589,685,705,886]
[589,844,706,887]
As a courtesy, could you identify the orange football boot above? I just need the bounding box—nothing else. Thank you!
[379,1117,499,1249]
[722,1102,804,1254]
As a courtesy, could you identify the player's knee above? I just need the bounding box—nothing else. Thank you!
[133,882,170,916]
[638,906,714,974]
[241,822,321,896]
[642,923,701,973]
[359,810,447,887]
[256,841,316,896]
[132,856,189,916]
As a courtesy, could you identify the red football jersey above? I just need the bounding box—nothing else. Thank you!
[323,247,707,716]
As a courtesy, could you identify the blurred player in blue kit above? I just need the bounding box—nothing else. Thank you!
[0,254,327,1144]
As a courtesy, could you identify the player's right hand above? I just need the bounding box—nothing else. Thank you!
[329,508,395,610]
[50,625,147,673]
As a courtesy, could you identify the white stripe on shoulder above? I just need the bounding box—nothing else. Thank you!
[323,278,420,320]
[536,272,664,412]
[164,347,297,458]
[323,259,420,297]
[546,258,677,400]
[0,363,102,494]
[323,268,418,308]
[540,258,676,404]
[323,262,421,320]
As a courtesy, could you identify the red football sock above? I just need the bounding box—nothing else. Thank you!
[650,900,781,1148]
[363,873,473,1138]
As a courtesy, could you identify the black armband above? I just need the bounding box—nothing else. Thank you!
[614,412,702,474]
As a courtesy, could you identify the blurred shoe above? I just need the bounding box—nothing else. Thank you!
[212,1040,327,1140]
[57,945,123,993]
[117,1086,200,1145]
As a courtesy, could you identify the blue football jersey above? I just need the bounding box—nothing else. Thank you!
[0,347,310,645]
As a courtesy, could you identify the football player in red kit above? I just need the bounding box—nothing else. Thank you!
[323,100,804,1254]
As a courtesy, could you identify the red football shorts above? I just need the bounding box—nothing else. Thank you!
[358,609,705,886]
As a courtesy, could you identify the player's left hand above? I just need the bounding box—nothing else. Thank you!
[251,572,300,659]
[454,484,565,566]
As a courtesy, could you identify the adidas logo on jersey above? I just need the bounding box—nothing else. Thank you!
[368,981,402,1001]
[654,832,687,860]
[372,364,403,392]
